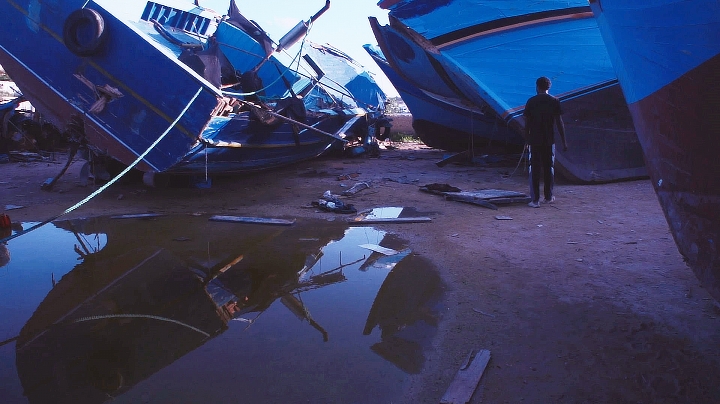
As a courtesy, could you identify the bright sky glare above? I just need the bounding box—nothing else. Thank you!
[202,0,398,96]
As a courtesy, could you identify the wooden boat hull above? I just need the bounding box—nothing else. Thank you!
[591,0,720,299]
[0,1,381,175]
[370,2,647,182]
[364,44,518,152]
[0,0,221,172]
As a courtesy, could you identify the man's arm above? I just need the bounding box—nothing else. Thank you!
[556,115,567,151]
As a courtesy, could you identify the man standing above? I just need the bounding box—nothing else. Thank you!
[523,76,567,208]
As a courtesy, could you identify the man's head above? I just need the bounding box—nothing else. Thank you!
[536,76,551,92]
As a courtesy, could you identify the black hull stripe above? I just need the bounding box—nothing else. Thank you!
[504,79,619,121]
[431,6,592,47]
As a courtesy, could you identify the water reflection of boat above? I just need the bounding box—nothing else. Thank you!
[0,0,385,180]
[15,216,350,403]
[589,1,720,300]
[371,0,647,183]
[363,252,443,374]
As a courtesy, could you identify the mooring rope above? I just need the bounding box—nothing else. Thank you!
[0,87,204,244]
[508,144,529,177]
[217,22,311,97]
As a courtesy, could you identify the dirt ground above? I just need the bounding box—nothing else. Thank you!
[2,136,720,403]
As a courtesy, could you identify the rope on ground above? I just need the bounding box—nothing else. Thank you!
[508,144,529,177]
[0,87,205,245]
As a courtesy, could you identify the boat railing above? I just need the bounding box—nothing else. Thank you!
[141,2,212,35]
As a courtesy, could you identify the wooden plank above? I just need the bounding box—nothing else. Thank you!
[358,244,399,256]
[450,198,498,210]
[445,189,527,199]
[479,196,532,205]
[348,217,432,224]
[209,215,295,226]
[440,349,491,404]
[444,189,530,209]
[110,213,165,219]
[436,150,470,167]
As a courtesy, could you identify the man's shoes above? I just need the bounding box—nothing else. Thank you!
[544,196,556,204]
[528,200,540,208]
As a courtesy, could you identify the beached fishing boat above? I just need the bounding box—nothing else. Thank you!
[590,0,720,300]
[372,0,647,183]
[0,0,381,182]
[304,42,387,115]
[364,43,519,152]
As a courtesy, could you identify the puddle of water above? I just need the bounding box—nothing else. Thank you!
[0,215,444,403]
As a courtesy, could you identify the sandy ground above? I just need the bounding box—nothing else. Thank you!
[2,138,720,403]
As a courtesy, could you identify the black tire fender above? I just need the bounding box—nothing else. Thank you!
[63,8,107,57]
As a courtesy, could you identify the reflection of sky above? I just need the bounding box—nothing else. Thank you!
[363,206,403,219]
[0,223,107,403]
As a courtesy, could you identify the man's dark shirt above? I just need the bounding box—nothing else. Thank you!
[523,93,562,146]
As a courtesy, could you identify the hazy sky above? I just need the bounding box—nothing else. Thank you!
[202,0,397,96]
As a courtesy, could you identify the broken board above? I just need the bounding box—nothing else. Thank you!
[209,215,295,226]
[440,349,492,404]
[110,213,165,219]
[444,189,530,207]
[358,244,399,256]
[348,217,432,224]
[435,150,471,167]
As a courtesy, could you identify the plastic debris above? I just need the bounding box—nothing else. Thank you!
[312,190,357,214]
[341,182,370,196]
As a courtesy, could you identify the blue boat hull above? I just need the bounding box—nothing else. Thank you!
[0,1,382,177]
[364,44,517,152]
[0,0,222,172]
[168,112,356,174]
[591,0,720,300]
[371,2,647,182]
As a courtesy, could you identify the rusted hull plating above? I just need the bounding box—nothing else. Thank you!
[590,0,720,300]
[629,55,720,300]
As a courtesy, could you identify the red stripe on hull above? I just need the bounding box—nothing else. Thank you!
[629,54,720,300]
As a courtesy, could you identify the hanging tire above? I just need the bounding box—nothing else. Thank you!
[63,8,107,57]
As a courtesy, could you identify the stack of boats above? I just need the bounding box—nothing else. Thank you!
[366,0,647,184]
[0,0,386,179]
[369,0,720,301]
